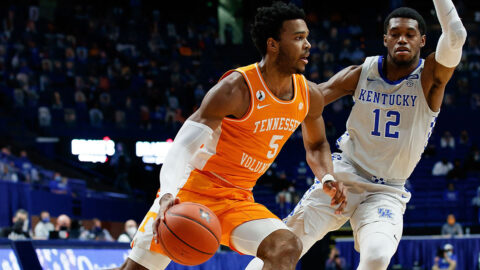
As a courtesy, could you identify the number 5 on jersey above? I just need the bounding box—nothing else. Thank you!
[267,135,284,159]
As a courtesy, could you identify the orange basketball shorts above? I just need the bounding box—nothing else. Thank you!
[131,170,279,255]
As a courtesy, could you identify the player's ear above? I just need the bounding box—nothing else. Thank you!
[267,37,279,54]
[420,34,426,48]
[383,34,388,47]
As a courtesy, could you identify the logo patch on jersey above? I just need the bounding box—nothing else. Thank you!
[372,176,385,185]
[378,208,393,219]
[257,103,271,109]
[406,80,414,87]
[331,153,342,161]
[256,90,266,101]
[298,102,304,110]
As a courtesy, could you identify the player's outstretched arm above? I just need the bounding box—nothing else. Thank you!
[302,83,346,213]
[421,0,467,112]
[153,72,250,243]
[317,65,362,105]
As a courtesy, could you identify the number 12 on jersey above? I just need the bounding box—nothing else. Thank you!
[371,109,400,139]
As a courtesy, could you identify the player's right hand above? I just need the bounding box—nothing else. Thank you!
[152,193,181,244]
[323,181,347,215]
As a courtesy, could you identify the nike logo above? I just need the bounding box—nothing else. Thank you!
[367,78,375,81]
[257,104,271,109]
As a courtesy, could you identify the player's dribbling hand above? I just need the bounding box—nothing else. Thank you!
[152,193,181,244]
[323,181,347,215]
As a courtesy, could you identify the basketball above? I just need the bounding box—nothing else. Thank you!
[158,202,222,266]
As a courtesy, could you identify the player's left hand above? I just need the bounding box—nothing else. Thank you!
[323,181,347,214]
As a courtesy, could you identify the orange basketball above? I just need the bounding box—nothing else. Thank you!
[158,202,221,266]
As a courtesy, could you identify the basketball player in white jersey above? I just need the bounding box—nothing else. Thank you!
[246,1,467,269]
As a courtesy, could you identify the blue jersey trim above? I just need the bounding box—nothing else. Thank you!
[377,56,422,85]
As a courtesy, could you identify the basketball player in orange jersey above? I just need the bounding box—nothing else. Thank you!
[118,2,346,270]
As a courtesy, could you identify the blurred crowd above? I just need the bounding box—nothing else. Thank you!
[1,2,477,135]
[0,208,137,243]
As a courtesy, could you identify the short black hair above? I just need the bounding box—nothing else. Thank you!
[251,1,306,57]
[384,7,426,35]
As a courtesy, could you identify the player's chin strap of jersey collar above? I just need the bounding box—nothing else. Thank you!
[433,0,467,68]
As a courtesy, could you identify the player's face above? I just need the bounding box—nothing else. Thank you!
[276,19,311,74]
[384,18,425,66]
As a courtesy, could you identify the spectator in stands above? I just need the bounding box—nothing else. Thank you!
[432,243,457,270]
[325,247,347,270]
[275,187,292,218]
[14,150,37,182]
[443,183,459,202]
[441,214,463,237]
[117,219,137,243]
[0,161,19,182]
[69,219,84,239]
[34,211,54,239]
[1,209,30,240]
[38,107,52,127]
[457,130,471,148]
[432,158,454,176]
[49,173,70,195]
[89,103,104,127]
[465,146,480,172]
[471,186,480,224]
[81,218,114,241]
[51,214,71,239]
[440,131,455,149]
[193,84,205,106]
[446,159,466,180]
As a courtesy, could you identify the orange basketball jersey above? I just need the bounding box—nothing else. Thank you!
[189,63,310,190]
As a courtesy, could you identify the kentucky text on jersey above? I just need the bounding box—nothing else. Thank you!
[240,152,272,174]
[358,89,418,107]
[253,117,301,134]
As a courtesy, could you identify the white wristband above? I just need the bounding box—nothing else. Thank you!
[321,174,336,185]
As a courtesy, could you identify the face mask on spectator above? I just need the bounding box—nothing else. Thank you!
[42,217,50,223]
[126,226,137,237]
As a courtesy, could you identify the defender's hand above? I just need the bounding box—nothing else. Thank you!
[323,181,347,214]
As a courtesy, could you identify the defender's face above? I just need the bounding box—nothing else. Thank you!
[277,19,311,74]
[384,18,425,66]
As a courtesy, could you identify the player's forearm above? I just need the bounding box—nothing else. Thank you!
[159,120,213,198]
[305,140,334,180]
[433,0,467,67]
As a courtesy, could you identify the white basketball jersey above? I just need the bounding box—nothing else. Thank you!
[337,56,439,182]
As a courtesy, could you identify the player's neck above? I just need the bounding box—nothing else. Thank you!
[383,55,420,82]
[258,58,293,100]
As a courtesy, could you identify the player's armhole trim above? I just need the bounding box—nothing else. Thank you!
[301,75,310,118]
[222,69,255,123]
